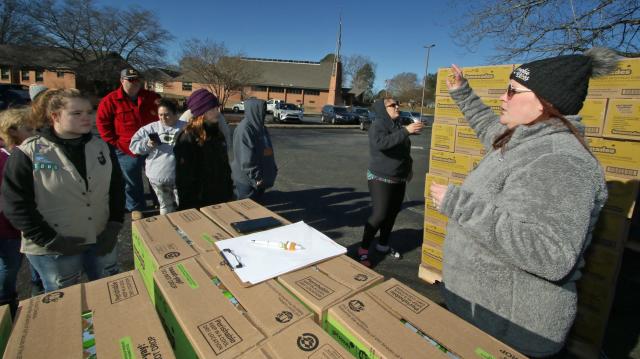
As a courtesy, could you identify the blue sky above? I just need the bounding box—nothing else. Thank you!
[98,0,500,90]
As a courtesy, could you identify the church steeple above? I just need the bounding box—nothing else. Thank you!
[327,14,343,105]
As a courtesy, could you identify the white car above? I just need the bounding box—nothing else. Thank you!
[266,99,282,114]
[231,101,245,113]
[273,103,304,123]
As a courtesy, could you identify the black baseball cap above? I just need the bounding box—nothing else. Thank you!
[120,68,140,79]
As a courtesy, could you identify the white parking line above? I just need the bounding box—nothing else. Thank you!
[411,146,424,150]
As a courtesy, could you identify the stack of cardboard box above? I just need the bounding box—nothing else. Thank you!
[3,271,175,359]
[131,199,388,358]
[420,64,514,283]
[568,57,640,358]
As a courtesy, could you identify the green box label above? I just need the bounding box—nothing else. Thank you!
[119,336,135,359]
[177,263,199,289]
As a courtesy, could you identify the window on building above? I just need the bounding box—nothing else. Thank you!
[270,86,284,93]
[56,71,65,78]
[251,86,267,92]
[182,82,192,91]
[287,88,302,94]
[35,70,44,82]
[0,68,9,80]
[21,70,29,81]
[305,90,320,96]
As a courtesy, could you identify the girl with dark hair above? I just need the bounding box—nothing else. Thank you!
[430,49,619,357]
[174,89,233,209]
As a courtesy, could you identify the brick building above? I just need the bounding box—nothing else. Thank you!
[0,45,76,90]
[147,54,353,114]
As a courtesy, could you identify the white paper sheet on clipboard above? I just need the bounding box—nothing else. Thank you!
[214,221,346,285]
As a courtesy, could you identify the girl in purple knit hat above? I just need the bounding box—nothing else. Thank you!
[174,89,233,209]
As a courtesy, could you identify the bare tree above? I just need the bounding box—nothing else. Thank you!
[387,72,422,105]
[26,0,172,93]
[343,55,376,84]
[453,0,640,61]
[180,39,260,109]
[0,0,42,44]
[352,63,376,103]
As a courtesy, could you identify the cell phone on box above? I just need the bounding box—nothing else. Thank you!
[230,217,282,234]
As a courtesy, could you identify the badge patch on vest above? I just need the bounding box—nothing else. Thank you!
[97,151,106,165]
[33,154,59,171]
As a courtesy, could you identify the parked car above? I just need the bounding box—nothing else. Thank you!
[273,103,303,123]
[0,84,30,110]
[321,105,358,124]
[231,101,245,113]
[349,106,375,131]
[399,111,415,125]
[266,99,282,114]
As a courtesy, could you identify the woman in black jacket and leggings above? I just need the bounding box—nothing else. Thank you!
[357,98,423,267]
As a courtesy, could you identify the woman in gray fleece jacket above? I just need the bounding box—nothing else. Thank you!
[430,49,618,357]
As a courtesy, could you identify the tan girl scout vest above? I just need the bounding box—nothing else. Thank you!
[18,135,112,255]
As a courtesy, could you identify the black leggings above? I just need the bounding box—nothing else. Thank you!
[361,179,406,249]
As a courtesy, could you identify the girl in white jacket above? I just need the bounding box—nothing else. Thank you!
[130,99,185,214]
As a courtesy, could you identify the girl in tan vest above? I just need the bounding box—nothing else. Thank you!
[2,89,125,292]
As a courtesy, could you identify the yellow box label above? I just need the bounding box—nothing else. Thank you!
[588,58,640,98]
[431,123,457,152]
[464,65,514,97]
[434,96,501,125]
[579,98,607,137]
[455,125,485,155]
[429,150,474,180]
[435,68,454,97]
[587,137,640,179]
[426,206,448,224]
[421,252,443,271]
[434,96,465,124]
[603,99,640,140]
[423,227,445,246]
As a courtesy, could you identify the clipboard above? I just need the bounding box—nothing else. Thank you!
[215,221,346,287]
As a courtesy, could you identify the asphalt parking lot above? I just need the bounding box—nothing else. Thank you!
[15,123,640,358]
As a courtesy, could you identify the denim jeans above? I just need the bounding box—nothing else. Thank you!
[235,182,265,201]
[115,148,146,211]
[0,239,23,314]
[26,244,119,292]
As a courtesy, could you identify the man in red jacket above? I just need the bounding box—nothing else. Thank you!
[96,68,160,220]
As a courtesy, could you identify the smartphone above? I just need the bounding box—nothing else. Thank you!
[230,217,282,234]
[148,133,161,144]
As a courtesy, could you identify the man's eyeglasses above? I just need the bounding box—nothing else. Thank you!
[506,84,533,99]
[124,77,140,83]
[386,102,399,108]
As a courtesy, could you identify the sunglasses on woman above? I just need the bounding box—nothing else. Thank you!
[506,84,533,99]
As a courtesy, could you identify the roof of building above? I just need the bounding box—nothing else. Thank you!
[0,44,75,70]
[242,57,335,90]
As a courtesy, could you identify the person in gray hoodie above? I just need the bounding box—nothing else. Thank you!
[129,99,185,214]
[231,99,277,201]
[430,49,618,358]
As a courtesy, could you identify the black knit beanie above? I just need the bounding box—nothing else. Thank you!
[510,48,619,115]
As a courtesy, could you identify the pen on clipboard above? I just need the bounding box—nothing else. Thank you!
[250,240,305,251]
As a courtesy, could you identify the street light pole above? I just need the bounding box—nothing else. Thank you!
[420,44,436,118]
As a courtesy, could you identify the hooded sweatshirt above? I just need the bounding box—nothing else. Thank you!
[367,100,412,180]
[174,119,233,210]
[231,99,277,188]
[439,81,607,357]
